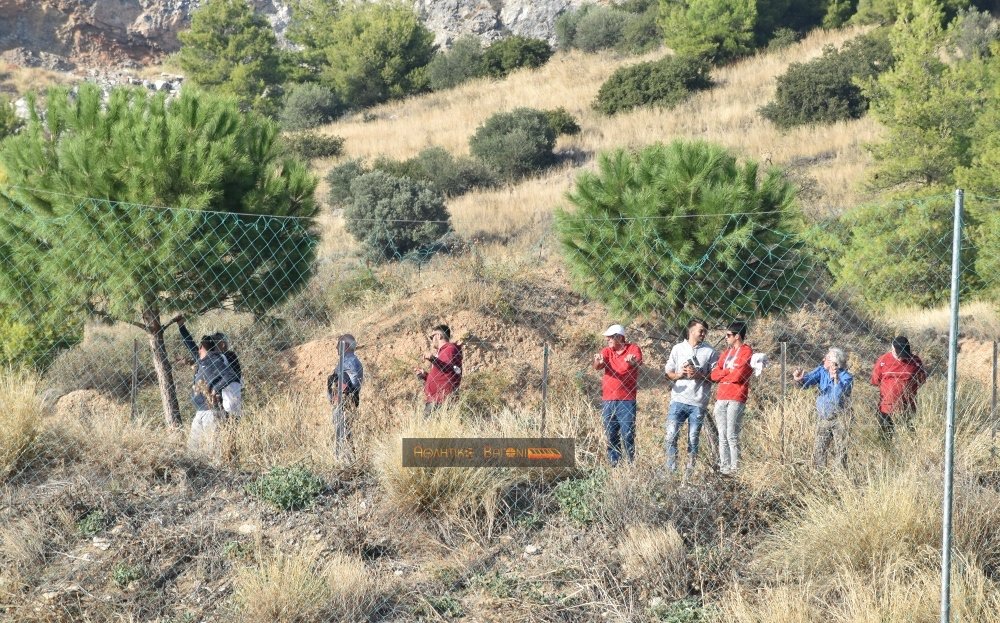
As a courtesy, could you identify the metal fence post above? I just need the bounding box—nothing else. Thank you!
[941,188,964,623]
[540,344,549,437]
[130,338,139,420]
[992,340,998,460]
[780,341,787,463]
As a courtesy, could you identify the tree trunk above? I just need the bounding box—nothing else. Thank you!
[142,306,182,428]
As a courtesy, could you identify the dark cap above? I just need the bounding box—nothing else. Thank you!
[892,336,913,360]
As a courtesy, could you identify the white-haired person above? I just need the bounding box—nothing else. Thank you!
[793,347,854,469]
[327,333,364,458]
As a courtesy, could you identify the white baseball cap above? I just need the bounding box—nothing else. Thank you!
[603,324,626,337]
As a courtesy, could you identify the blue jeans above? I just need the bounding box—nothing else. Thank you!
[601,400,637,466]
[665,402,704,471]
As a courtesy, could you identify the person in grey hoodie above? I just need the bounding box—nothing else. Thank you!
[664,319,719,473]
[176,319,238,453]
[327,333,364,459]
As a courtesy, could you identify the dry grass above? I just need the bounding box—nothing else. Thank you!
[618,523,687,596]
[879,300,1000,340]
[233,547,382,623]
[0,63,76,97]
[321,26,877,232]
[0,369,45,481]
[0,507,75,600]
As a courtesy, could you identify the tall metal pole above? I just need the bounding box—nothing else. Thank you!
[940,189,964,623]
[130,338,139,420]
[540,344,549,437]
[780,341,787,462]
[992,340,998,460]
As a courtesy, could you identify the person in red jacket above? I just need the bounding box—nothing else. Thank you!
[415,324,463,417]
[592,324,643,466]
[709,320,754,475]
[871,336,927,440]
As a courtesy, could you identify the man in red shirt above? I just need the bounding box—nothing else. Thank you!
[415,324,463,417]
[709,320,754,475]
[871,336,927,440]
[592,324,642,466]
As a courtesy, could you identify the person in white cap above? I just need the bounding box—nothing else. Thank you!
[592,324,643,466]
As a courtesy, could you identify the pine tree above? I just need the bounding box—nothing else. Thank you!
[863,0,989,188]
[555,140,806,324]
[657,0,758,63]
[179,0,284,114]
[320,1,436,108]
[0,85,318,427]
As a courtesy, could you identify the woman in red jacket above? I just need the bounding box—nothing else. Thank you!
[871,336,927,440]
[709,321,754,475]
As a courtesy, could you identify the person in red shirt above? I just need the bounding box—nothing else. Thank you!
[592,324,642,466]
[709,320,754,475]
[415,324,463,417]
[870,336,927,440]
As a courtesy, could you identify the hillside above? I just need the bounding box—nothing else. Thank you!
[4,27,1000,623]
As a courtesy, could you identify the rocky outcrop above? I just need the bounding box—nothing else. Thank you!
[0,0,590,70]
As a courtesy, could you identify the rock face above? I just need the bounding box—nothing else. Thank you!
[0,0,590,70]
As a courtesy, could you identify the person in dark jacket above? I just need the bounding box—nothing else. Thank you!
[327,333,364,459]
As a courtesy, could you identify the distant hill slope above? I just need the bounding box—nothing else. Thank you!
[0,0,590,70]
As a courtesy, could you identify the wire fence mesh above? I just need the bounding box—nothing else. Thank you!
[1,188,999,621]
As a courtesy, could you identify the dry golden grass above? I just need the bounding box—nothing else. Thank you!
[618,523,687,595]
[879,300,1000,339]
[0,507,75,600]
[0,63,76,97]
[233,547,381,623]
[321,26,877,233]
[0,369,45,481]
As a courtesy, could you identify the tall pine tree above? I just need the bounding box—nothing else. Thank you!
[0,85,318,427]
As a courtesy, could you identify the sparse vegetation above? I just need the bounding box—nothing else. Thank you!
[281,131,345,159]
[245,466,324,511]
[0,370,44,482]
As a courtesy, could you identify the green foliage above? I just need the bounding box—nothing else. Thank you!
[558,2,663,54]
[761,31,894,128]
[178,0,283,114]
[545,107,582,136]
[957,53,1000,193]
[481,36,554,79]
[344,171,452,261]
[553,470,607,524]
[111,563,144,589]
[556,140,805,322]
[658,0,757,64]
[754,0,827,44]
[281,132,345,159]
[76,510,107,538]
[593,54,711,115]
[0,85,317,423]
[279,82,342,131]
[948,7,1000,59]
[0,305,81,369]
[0,95,21,140]
[767,27,800,50]
[864,0,989,188]
[824,0,859,28]
[468,108,557,180]
[285,0,342,77]
[320,1,436,108]
[245,465,324,510]
[851,0,973,25]
[326,158,369,206]
[373,147,497,197]
[826,194,976,308]
[427,35,486,91]
[426,595,465,617]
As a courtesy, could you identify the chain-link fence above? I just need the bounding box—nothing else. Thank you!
[2,188,999,621]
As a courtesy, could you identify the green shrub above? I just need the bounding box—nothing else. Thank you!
[427,35,486,91]
[245,466,324,511]
[545,107,582,136]
[649,597,711,622]
[593,54,711,115]
[481,36,553,79]
[468,107,557,179]
[326,158,370,206]
[556,140,804,322]
[282,132,345,159]
[375,147,496,197]
[760,31,894,128]
[574,6,629,52]
[658,0,757,64]
[279,83,342,131]
[948,7,1000,59]
[826,194,977,308]
[344,171,452,261]
[76,510,107,537]
[555,4,593,50]
[111,563,144,589]
[767,26,800,50]
[553,471,607,525]
[619,4,663,54]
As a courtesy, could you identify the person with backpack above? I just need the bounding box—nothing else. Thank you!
[414,324,462,417]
